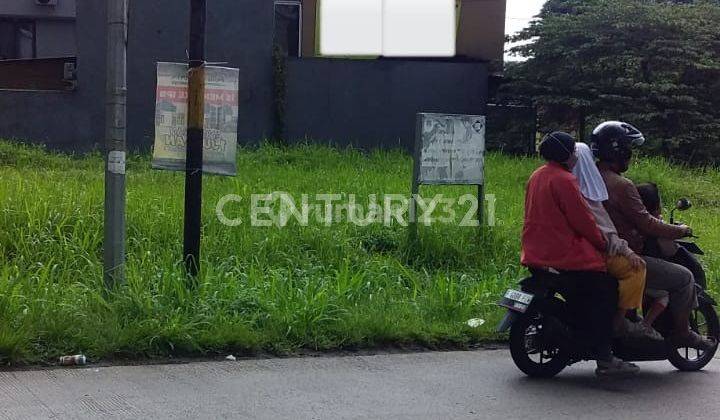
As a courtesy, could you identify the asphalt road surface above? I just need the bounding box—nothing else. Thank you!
[1,349,718,419]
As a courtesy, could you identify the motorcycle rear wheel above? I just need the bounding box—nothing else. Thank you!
[667,303,719,371]
[509,312,569,378]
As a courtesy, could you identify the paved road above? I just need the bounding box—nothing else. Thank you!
[1,349,718,419]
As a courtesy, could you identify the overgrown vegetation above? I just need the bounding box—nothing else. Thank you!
[503,0,720,164]
[0,140,718,365]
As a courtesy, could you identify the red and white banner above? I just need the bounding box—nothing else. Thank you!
[152,62,239,176]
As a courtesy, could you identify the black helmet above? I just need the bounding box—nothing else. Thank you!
[591,121,645,162]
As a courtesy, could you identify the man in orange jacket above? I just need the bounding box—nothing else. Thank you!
[522,131,639,377]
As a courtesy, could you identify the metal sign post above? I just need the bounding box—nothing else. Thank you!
[104,0,129,288]
[184,0,207,278]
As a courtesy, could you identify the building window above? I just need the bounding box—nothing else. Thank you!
[0,19,36,60]
[274,1,302,57]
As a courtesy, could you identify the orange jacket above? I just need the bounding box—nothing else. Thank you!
[521,162,608,272]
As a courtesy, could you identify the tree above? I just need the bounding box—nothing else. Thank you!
[502,0,720,164]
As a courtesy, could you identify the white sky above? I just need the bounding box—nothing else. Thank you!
[505,0,546,60]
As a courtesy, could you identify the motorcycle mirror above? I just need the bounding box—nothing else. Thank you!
[675,198,692,211]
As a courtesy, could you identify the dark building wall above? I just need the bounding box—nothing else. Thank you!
[36,20,78,57]
[0,0,106,151]
[126,0,275,149]
[0,0,77,18]
[0,1,489,153]
[284,58,489,150]
[0,0,275,151]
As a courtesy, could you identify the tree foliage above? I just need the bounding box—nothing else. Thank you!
[502,0,720,164]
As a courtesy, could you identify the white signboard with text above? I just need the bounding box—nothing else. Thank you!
[415,113,486,185]
[409,113,486,237]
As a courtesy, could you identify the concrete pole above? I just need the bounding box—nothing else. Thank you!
[184,0,207,279]
[104,0,128,288]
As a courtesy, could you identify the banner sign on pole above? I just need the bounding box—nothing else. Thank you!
[152,62,239,176]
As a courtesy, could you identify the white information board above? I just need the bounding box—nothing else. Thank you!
[415,113,486,185]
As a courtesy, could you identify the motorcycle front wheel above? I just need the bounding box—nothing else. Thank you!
[667,303,719,371]
[509,311,570,378]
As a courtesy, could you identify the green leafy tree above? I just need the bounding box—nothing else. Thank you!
[502,0,720,164]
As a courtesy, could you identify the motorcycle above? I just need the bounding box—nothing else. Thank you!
[498,198,719,378]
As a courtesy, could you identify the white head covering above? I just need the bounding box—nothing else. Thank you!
[572,142,609,202]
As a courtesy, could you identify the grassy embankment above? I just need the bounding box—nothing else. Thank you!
[0,140,718,364]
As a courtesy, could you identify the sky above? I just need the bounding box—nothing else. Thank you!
[505,0,547,60]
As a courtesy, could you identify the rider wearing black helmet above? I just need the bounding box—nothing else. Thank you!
[591,121,646,173]
[594,121,716,351]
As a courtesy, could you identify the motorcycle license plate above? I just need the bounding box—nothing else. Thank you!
[498,289,534,313]
[504,289,534,305]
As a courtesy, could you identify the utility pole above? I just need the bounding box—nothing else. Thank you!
[184,0,207,278]
[104,0,129,288]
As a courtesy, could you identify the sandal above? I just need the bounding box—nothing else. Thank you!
[636,322,664,341]
[669,331,717,352]
[595,357,640,378]
[616,319,664,341]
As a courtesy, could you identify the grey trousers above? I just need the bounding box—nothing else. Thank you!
[642,256,698,314]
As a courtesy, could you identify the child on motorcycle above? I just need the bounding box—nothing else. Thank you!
[635,183,706,329]
[636,183,677,258]
[572,143,662,340]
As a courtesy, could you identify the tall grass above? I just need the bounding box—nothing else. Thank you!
[0,140,717,364]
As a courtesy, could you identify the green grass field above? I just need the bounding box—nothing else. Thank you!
[0,140,718,365]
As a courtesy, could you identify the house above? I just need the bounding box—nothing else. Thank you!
[0,0,77,59]
[281,0,506,63]
[0,0,507,151]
